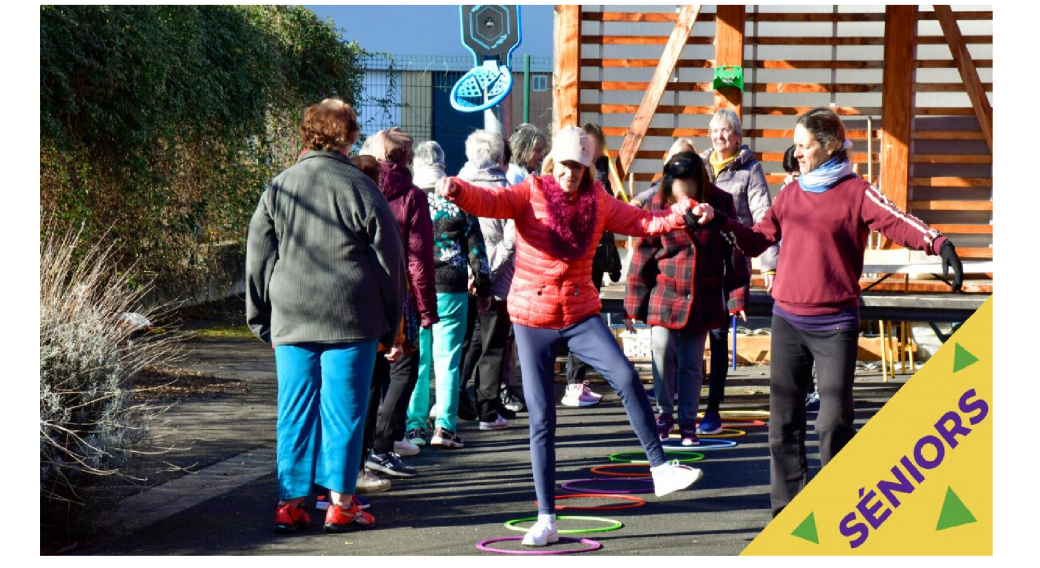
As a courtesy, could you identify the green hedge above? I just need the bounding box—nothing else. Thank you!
[40,5,365,296]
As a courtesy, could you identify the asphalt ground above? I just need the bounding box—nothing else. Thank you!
[78,336,904,556]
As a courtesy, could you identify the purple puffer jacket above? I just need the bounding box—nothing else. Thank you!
[379,160,439,327]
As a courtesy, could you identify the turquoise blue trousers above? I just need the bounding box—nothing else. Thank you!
[274,340,378,499]
[407,292,469,433]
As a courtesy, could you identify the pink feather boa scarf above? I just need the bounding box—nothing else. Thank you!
[538,174,599,261]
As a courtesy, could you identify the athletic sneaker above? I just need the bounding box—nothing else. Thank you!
[479,414,509,431]
[561,382,602,407]
[274,503,311,533]
[651,460,704,497]
[352,495,370,510]
[521,518,559,546]
[406,428,427,447]
[315,494,330,511]
[366,452,418,478]
[697,410,723,435]
[501,388,526,412]
[323,501,375,532]
[656,412,675,440]
[394,438,420,457]
[355,469,391,494]
[430,426,465,448]
[679,423,699,446]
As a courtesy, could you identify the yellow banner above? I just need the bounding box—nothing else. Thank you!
[743,297,992,555]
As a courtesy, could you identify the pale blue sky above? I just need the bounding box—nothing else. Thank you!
[305,4,554,60]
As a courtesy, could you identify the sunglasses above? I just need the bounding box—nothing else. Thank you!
[666,159,699,178]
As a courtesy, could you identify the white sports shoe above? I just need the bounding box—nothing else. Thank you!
[651,460,704,497]
[479,414,509,431]
[521,518,559,546]
[394,438,420,457]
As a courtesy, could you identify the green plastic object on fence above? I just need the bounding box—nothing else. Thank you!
[713,65,744,92]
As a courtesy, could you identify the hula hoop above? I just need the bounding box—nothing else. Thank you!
[660,438,738,451]
[538,493,647,511]
[700,410,770,420]
[476,536,602,555]
[504,515,623,534]
[672,428,746,439]
[589,463,652,478]
[608,451,705,464]
[560,478,655,494]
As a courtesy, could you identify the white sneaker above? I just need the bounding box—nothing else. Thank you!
[521,519,559,546]
[394,438,420,457]
[355,468,391,495]
[561,382,602,407]
[651,460,704,497]
[479,414,509,431]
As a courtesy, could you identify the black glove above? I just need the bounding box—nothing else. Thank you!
[684,207,727,231]
[939,240,963,292]
[609,269,622,283]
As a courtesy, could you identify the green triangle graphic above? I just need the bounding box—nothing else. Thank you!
[791,512,819,544]
[953,344,979,373]
[936,487,977,531]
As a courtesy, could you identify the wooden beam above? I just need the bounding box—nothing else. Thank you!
[615,5,701,180]
[880,5,917,250]
[934,5,993,152]
[553,5,581,132]
[714,5,745,115]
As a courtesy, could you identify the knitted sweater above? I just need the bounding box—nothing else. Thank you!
[720,174,948,316]
[245,151,406,346]
[423,187,491,296]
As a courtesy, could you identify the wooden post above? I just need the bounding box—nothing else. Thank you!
[553,5,581,133]
[880,5,917,248]
[615,5,701,180]
[935,5,993,152]
[714,5,746,115]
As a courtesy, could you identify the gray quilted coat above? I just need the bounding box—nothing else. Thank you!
[701,146,779,271]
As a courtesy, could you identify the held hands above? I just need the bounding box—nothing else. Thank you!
[683,205,720,230]
[436,176,459,199]
[940,241,963,292]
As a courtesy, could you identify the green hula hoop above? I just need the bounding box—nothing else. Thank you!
[504,515,623,534]
[609,450,705,464]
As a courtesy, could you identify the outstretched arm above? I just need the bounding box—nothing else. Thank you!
[438,176,529,220]
[603,193,713,237]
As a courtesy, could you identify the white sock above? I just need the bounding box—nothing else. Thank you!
[650,461,672,473]
[538,513,556,525]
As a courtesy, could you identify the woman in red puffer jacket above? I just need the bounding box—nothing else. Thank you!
[436,126,716,547]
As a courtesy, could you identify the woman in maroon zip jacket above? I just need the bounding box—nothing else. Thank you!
[696,108,964,517]
[625,152,750,447]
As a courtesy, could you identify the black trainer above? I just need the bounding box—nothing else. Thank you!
[366,452,418,478]
[500,388,526,413]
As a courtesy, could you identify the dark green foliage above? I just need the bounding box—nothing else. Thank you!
[40,6,364,296]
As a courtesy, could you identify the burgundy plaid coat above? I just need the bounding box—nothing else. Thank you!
[625,184,750,332]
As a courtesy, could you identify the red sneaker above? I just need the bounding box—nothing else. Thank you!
[274,503,311,533]
[324,501,376,532]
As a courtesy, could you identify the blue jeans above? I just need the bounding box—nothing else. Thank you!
[274,340,378,500]
[407,292,469,433]
[651,326,708,425]
[514,315,666,514]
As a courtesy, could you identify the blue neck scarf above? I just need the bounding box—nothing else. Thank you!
[798,154,855,193]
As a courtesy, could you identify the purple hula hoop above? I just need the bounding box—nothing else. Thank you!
[560,478,655,494]
[475,536,602,555]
